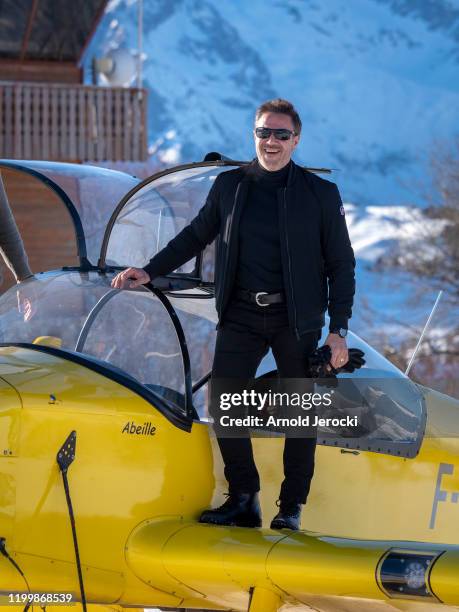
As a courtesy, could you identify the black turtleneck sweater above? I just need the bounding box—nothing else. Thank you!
[235,160,290,292]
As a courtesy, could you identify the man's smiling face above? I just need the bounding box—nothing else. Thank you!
[254,112,300,172]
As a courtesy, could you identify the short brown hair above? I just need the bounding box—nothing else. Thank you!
[255,98,302,135]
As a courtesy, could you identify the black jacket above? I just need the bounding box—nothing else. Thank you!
[143,160,355,338]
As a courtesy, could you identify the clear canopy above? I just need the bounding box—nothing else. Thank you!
[0,271,424,446]
[0,272,186,413]
[103,164,240,275]
[0,160,139,265]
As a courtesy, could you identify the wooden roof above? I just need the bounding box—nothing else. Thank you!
[0,0,108,63]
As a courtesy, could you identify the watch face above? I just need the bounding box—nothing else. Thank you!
[339,328,348,338]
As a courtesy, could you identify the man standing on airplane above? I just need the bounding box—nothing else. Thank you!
[112,98,355,530]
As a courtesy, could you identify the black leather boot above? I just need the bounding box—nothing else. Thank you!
[199,492,261,527]
[270,501,302,530]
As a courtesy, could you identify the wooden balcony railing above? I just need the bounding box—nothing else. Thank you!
[0,81,148,161]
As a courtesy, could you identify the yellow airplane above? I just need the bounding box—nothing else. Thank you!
[0,159,458,612]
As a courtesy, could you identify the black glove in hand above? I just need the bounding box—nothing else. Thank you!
[308,345,333,378]
[307,346,366,377]
[341,348,365,373]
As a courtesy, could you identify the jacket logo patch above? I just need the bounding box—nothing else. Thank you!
[340,205,345,216]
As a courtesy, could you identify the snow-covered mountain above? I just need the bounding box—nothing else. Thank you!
[84,0,459,206]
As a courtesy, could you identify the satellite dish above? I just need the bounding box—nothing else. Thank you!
[93,49,137,87]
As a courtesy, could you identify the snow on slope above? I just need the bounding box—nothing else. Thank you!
[343,200,452,340]
[84,0,459,205]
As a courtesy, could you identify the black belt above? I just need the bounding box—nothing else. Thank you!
[236,289,285,307]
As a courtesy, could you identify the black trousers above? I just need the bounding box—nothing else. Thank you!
[211,296,321,504]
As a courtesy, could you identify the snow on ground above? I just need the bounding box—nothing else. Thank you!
[343,200,453,345]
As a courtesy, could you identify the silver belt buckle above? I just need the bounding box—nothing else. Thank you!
[255,291,269,307]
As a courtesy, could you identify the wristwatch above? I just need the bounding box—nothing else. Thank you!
[329,327,347,338]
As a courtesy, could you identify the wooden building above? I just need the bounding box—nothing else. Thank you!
[0,0,148,162]
[0,0,147,290]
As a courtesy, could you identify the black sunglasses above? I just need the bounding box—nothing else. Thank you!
[255,127,296,141]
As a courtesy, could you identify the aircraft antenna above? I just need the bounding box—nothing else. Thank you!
[405,290,443,377]
[57,431,87,612]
